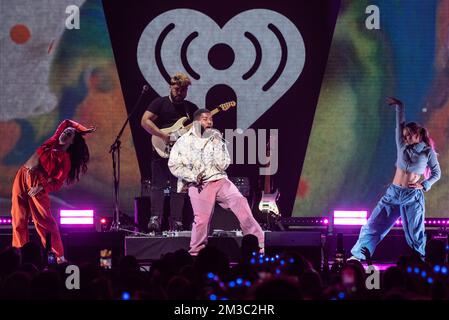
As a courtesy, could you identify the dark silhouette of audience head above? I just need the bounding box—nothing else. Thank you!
[119,255,140,274]
[1,238,449,300]
[1,271,31,299]
[252,278,302,300]
[340,263,367,298]
[281,251,310,279]
[300,269,323,300]
[0,246,21,278]
[167,276,194,300]
[195,246,230,280]
[21,241,43,269]
[173,249,194,274]
[426,239,447,266]
[382,266,406,293]
[240,234,259,260]
[31,269,62,300]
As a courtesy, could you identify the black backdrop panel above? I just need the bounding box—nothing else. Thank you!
[102,0,340,216]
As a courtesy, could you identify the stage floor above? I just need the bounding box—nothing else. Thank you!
[124,230,412,267]
[0,228,417,267]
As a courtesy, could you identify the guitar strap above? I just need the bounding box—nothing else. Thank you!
[183,102,190,121]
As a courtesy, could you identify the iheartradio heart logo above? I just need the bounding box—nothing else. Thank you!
[137,9,306,129]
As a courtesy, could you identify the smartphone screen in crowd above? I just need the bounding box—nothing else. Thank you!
[100,249,112,269]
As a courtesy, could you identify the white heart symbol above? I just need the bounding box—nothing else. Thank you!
[137,9,305,129]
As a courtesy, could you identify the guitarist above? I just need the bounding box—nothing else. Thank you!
[141,73,198,232]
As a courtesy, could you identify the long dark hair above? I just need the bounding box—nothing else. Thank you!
[66,132,90,184]
[405,122,436,179]
[404,122,435,149]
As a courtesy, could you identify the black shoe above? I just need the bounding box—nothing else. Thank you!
[148,216,161,233]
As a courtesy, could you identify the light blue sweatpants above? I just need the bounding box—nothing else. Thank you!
[351,184,426,260]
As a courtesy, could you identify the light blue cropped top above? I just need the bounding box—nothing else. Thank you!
[395,104,441,191]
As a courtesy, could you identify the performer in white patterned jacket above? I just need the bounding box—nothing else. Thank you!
[168,108,264,256]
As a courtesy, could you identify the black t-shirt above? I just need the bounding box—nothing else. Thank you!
[146,96,198,129]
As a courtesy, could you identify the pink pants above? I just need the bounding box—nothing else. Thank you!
[188,178,264,255]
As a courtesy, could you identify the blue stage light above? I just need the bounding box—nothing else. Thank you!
[441,266,448,275]
[121,292,130,300]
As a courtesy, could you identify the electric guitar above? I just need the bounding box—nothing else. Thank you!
[258,135,280,217]
[151,101,236,158]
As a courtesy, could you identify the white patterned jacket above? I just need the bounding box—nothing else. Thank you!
[168,126,231,192]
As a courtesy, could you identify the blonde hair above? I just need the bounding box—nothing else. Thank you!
[170,72,191,87]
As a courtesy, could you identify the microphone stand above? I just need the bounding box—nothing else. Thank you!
[109,85,149,232]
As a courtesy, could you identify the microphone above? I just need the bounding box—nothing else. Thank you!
[203,128,228,144]
[203,128,220,139]
[142,85,149,93]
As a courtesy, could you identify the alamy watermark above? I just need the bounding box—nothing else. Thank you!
[65,265,80,290]
[65,5,80,30]
[189,122,279,175]
[365,5,380,30]
[365,265,380,290]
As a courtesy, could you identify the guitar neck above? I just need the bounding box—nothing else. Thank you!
[264,174,271,193]
[184,106,222,130]
[263,134,274,193]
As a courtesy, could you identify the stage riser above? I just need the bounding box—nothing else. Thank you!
[124,231,434,266]
[62,231,126,265]
[125,236,242,262]
[0,230,438,266]
[326,232,411,262]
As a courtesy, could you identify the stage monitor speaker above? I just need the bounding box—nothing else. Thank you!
[265,231,323,271]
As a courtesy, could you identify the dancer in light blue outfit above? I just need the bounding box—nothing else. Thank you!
[351,97,441,260]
